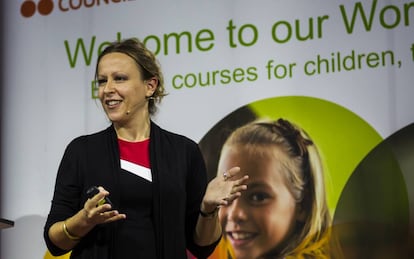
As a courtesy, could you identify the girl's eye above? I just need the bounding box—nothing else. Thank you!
[249,192,271,204]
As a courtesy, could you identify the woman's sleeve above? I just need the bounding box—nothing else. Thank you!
[185,142,221,258]
[43,138,84,256]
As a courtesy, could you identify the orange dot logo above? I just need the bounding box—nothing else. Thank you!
[21,0,54,18]
[38,0,54,15]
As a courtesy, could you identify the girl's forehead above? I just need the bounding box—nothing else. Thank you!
[232,145,302,197]
[225,143,288,160]
[222,145,289,177]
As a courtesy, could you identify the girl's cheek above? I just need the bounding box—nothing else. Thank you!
[218,209,227,225]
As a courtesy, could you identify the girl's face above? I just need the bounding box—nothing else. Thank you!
[218,145,300,259]
[97,52,155,125]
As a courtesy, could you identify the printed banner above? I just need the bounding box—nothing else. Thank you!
[1,0,413,258]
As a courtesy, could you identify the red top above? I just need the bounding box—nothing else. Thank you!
[118,138,150,168]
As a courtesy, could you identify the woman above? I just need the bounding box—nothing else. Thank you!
[43,38,248,259]
[211,118,333,259]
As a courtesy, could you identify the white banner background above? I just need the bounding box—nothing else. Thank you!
[1,0,413,258]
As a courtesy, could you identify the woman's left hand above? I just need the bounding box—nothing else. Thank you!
[201,166,249,213]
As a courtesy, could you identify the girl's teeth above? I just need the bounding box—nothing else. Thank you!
[231,232,252,240]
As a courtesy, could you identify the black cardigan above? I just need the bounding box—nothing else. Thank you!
[44,122,219,258]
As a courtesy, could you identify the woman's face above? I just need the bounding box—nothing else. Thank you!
[218,145,299,259]
[97,52,155,125]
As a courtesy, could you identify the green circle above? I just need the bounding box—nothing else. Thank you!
[248,96,383,214]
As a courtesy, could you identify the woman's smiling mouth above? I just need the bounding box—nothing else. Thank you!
[105,100,122,108]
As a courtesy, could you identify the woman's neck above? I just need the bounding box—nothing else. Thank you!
[114,118,151,142]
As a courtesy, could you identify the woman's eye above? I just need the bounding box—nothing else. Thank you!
[114,75,127,82]
[96,79,107,87]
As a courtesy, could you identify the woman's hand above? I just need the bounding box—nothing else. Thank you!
[82,186,126,226]
[48,187,126,250]
[195,167,248,246]
[201,167,249,213]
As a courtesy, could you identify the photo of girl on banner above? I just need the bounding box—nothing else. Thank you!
[207,118,332,258]
[194,96,385,259]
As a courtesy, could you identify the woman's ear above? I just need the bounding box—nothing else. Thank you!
[145,77,158,96]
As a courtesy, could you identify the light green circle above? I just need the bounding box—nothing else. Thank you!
[248,96,383,215]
